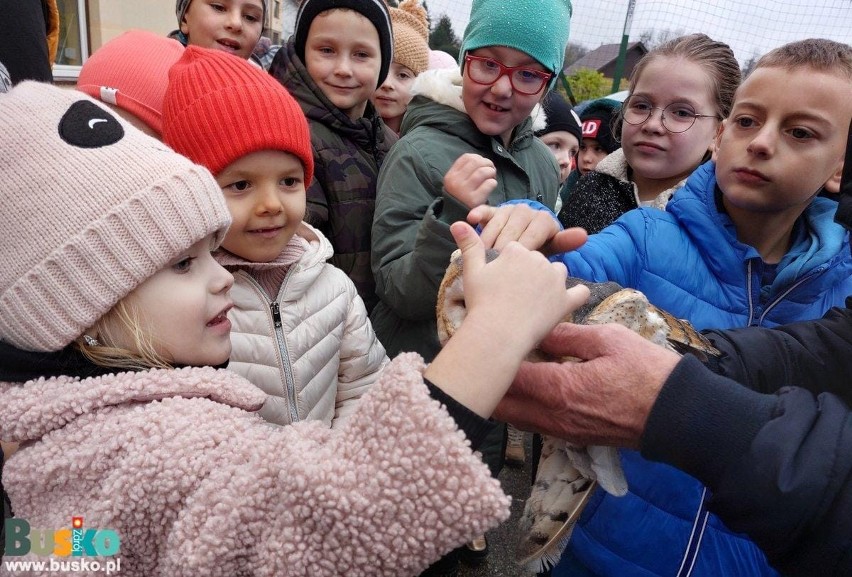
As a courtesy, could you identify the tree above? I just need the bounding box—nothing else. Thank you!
[429,14,461,60]
[638,28,686,51]
[564,42,588,67]
[566,68,609,102]
[741,49,761,77]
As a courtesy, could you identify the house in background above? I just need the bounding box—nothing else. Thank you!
[53,0,286,83]
[564,41,648,81]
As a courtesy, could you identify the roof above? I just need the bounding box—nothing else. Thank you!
[565,42,647,76]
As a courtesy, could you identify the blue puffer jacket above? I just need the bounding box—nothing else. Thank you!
[552,161,852,577]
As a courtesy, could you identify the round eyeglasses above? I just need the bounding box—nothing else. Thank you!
[622,96,718,133]
[464,55,553,95]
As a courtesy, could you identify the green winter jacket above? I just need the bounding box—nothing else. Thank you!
[269,41,397,313]
[370,69,560,360]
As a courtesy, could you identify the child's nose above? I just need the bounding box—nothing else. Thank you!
[225,9,243,30]
[256,187,283,213]
[334,57,353,76]
[214,263,234,294]
[746,128,776,157]
[490,73,513,96]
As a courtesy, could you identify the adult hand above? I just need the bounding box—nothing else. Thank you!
[494,322,681,448]
[467,203,588,254]
[443,153,498,209]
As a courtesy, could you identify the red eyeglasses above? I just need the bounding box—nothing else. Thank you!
[464,55,553,95]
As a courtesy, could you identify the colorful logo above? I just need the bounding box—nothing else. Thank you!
[4,517,120,557]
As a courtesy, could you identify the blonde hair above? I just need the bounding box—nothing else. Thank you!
[77,301,172,371]
[752,38,852,81]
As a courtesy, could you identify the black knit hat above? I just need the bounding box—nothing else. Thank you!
[579,98,621,154]
[293,0,393,88]
[536,92,582,143]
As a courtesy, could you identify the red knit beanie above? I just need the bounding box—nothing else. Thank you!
[163,46,314,183]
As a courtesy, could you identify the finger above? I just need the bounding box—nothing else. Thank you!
[564,281,591,314]
[466,204,497,226]
[476,208,511,248]
[501,210,561,252]
[450,221,486,277]
[538,322,619,360]
[544,227,589,256]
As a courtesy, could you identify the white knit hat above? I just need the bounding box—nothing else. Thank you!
[0,82,232,352]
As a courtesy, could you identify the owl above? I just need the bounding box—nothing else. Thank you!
[436,249,720,573]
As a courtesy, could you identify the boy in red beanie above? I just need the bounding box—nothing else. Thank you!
[163,46,388,429]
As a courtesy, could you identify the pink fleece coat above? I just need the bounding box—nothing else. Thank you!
[0,354,509,576]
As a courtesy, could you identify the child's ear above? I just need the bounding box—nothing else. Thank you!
[823,161,844,194]
[179,18,189,35]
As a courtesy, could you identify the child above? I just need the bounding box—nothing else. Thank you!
[371,0,430,135]
[561,34,741,234]
[170,0,265,62]
[370,0,572,569]
[549,38,852,577]
[269,0,395,313]
[576,97,621,177]
[76,29,184,138]
[534,91,583,212]
[162,46,387,428]
[0,80,589,576]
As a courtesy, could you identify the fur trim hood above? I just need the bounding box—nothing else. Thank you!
[408,67,547,133]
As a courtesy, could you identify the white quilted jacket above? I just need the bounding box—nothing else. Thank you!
[217,223,388,428]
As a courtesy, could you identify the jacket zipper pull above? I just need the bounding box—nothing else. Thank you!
[270,302,282,328]
[536,194,543,202]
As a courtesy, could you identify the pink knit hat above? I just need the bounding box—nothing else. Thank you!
[163,46,314,183]
[0,82,232,352]
[77,30,184,136]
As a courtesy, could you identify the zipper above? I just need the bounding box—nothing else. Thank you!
[675,487,710,577]
[746,260,756,326]
[758,266,825,326]
[241,272,300,423]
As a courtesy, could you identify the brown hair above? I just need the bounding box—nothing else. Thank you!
[752,38,852,81]
[628,33,741,120]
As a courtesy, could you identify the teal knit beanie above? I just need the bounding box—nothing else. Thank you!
[460,0,572,90]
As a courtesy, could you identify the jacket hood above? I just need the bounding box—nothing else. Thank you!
[270,40,387,152]
[670,161,850,293]
[402,67,546,144]
[0,366,266,443]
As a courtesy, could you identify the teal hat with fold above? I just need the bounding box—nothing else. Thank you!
[460,0,572,90]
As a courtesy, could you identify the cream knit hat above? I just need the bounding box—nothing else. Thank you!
[390,0,429,75]
[0,82,232,352]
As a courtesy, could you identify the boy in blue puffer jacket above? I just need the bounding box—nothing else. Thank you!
[547,38,852,577]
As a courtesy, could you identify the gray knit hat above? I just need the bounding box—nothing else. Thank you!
[0,82,232,352]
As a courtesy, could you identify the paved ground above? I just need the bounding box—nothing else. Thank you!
[458,433,538,577]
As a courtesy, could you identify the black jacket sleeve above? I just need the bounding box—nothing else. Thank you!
[641,350,852,576]
[701,299,852,402]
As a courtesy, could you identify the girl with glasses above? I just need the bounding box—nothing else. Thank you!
[369,0,572,571]
[559,34,741,235]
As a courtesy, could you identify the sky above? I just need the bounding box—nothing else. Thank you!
[428,0,852,65]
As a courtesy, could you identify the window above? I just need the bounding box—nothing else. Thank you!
[54,0,89,81]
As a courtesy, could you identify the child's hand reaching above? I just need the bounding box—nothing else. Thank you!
[443,153,498,209]
[453,222,587,351]
[424,222,590,417]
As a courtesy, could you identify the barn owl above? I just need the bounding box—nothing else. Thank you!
[436,249,720,573]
